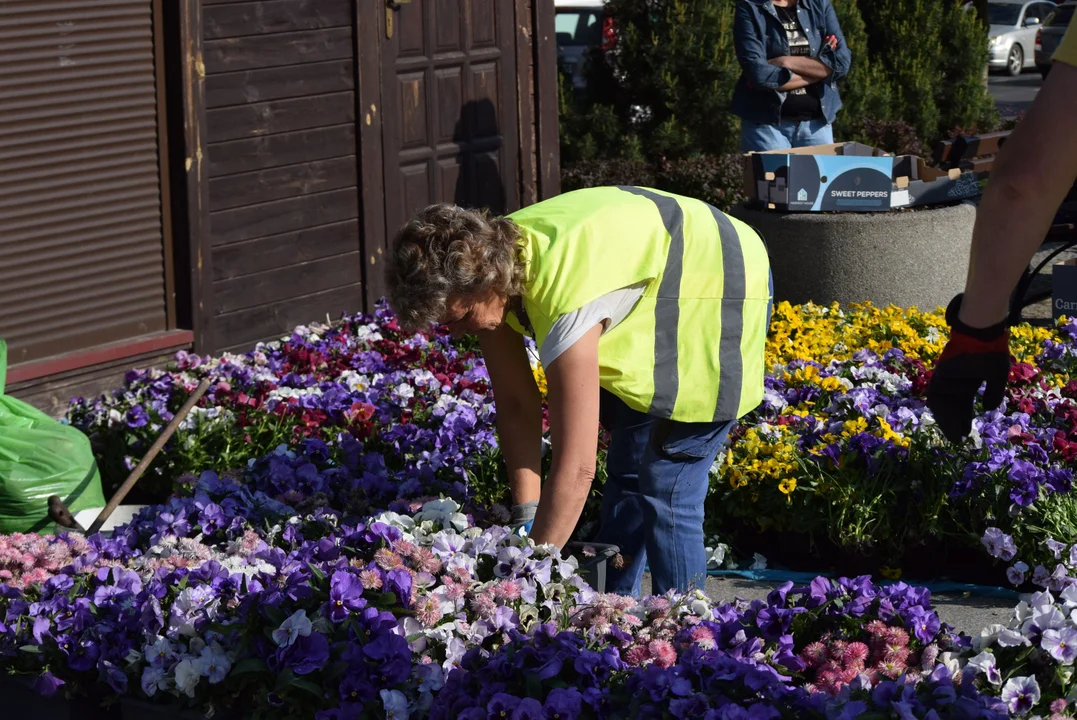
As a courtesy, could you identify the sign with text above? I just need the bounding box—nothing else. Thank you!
[1054,259,1077,320]
[744,142,980,213]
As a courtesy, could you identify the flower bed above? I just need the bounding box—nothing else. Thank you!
[714,302,1077,587]
[9,290,1077,716]
[0,455,1013,718]
[63,301,1077,588]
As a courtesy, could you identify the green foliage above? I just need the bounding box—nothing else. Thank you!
[856,0,996,142]
[560,0,741,164]
[937,1,1000,135]
[857,0,946,142]
[561,153,747,212]
[559,0,999,180]
[830,0,896,141]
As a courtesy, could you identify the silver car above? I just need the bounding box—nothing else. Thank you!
[985,0,1057,75]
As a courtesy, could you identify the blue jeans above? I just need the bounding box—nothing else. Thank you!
[593,275,774,597]
[741,117,834,152]
[594,396,735,597]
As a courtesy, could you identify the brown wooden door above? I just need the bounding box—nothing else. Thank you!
[378,0,520,258]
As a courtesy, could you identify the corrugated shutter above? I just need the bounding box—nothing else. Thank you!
[0,0,169,367]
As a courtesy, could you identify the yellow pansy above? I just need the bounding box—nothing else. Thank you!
[842,417,868,436]
[778,478,796,494]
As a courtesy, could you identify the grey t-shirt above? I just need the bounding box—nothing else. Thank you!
[539,283,647,368]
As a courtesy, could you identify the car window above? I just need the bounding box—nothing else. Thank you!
[554,11,603,47]
[1046,3,1074,24]
[1028,2,1054,21]
[988,3,1023,24]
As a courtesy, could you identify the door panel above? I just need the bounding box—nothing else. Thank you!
[380,0,520,255]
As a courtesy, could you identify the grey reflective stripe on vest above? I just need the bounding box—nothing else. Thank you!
[706,203,746,421]
[616,186,683,416]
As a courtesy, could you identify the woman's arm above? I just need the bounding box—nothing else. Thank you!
[778,74,813,91]
[960,60,1077,327]
[477,323,544,507]
[734,1,794,90]
[816,0,852,81]
[772,55,833,81]
[526,324,603,549]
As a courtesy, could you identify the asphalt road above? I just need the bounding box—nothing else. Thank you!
[989,69,1043,118]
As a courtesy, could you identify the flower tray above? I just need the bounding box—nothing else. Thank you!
[564,542,619,593]
[119,698,218,720]
[0,675,119,720]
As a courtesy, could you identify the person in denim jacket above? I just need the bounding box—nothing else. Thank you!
[731,0,852,151]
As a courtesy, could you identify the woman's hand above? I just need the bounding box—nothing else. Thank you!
[526,324,603,550]
[477,324,544,508]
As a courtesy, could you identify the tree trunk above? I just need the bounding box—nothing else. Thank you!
[970,0,991,88]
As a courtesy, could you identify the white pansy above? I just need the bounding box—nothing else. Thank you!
[391,383,415,406]
[938,651,963,678]
[173,657,202,698]
[997,628,1033,647]
[337,370,372,393]
[968,651,1002,685]
[975,623,1009,651]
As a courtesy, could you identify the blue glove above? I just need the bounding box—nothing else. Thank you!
[510,501,539,536]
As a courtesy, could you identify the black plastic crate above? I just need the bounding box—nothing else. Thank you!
[564,542,619,593]
[0,674,119,720]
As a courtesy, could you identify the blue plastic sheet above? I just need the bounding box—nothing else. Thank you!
[704,568,1021,600]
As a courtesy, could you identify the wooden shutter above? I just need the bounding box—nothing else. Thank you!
[0,0,170,368]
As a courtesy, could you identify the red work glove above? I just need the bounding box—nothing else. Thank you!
[926,294,1011,443]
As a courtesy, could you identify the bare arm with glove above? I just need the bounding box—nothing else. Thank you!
[927,52,1077,442]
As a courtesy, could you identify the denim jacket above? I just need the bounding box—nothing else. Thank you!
[730,0,852,126]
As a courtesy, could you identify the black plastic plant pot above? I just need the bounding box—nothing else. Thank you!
[564,542,620,594]
[0,674,120,720]
[119,698,220,720]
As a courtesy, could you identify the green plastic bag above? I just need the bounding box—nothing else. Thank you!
[0,340,106,534]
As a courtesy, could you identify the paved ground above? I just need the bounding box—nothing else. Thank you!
[638,574,1016,637]
[989,70,1042,118]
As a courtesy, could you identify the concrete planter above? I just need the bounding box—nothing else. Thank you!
[730,202,976,312]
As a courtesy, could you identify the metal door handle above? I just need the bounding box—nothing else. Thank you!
[386,0,411,38]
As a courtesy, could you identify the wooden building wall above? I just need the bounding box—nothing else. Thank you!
[7,0,561,414]
[201,0,364,354]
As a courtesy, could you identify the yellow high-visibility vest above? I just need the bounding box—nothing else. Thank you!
[506,186,772,422]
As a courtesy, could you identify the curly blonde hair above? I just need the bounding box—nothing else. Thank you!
[385,204,526,331]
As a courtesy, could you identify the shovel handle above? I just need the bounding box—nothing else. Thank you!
[86,378,212,535]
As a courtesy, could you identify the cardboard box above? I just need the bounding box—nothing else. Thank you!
[744,142,981,213]
[1053,258,1077,320]
[890,155,982,209]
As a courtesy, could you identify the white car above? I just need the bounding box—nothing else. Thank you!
[554,0,609,90]
[979,0,1057,75]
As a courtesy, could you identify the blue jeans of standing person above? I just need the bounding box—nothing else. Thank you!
[741,117,834,152]
[594,275,775,598]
